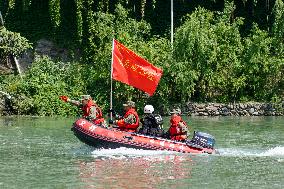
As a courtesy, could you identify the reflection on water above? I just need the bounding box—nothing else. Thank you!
[0,117,14,127]
[77,148,196,189]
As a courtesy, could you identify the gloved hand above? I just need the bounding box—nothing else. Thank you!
[59,95,69,102]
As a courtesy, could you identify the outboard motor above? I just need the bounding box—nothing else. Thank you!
[190,131,215,149]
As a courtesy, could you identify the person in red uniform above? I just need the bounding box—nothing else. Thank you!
[167,108,189,141]
[109,101,139,132]
[60,95,106,126]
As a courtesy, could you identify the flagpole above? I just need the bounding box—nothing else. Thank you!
[110,38,115,120]
[171,0,173,48]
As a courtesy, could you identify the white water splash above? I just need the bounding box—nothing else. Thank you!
[260,146,284,157]
[216,148,258,157]
[217,146,284,157]
[91,147,178,159]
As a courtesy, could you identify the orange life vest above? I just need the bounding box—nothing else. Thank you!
[169,115,188,141]
[116,108,139,132]
[81,100,105,125]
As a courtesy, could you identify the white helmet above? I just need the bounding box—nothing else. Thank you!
[144,105,154,114]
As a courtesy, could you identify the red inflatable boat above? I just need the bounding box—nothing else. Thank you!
[71,118,216,154]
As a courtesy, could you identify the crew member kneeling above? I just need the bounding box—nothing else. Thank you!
[110,101,139,132]
[168,108,189,141]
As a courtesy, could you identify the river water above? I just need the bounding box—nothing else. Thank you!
[0,116,283,189]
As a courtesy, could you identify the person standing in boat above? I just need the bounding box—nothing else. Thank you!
[139,105,164,137]
[167,108,189,141]
[60,95,106,126]
[109,100,139,132]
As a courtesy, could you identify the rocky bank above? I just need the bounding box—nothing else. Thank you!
[168,102,284,116]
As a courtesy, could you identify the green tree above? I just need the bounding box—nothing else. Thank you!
[173,6,244,102]
[241,24,283,101]
[2,56,86,116]
[0,27,31,58]
[271,0,284,56]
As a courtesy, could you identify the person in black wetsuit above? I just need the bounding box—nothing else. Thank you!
[139,105,164,137]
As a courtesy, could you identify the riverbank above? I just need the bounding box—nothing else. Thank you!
[174,102,284,116]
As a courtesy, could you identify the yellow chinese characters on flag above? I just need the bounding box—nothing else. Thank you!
[112,39,163,96]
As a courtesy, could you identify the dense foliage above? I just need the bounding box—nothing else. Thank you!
[0,1,283,116]
[0,27,31,58]
[1,56,85,116]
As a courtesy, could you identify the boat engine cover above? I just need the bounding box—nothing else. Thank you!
[190,131,215,149]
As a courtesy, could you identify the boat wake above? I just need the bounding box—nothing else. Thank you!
[261,146,284,157]
[91,147,179,159]
[217,146,284,157]
[89,147,205,163]
[73,145,284,161]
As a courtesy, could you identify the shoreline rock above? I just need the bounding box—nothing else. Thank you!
[165,102,284,116]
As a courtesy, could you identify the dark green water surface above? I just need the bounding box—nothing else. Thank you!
[0,116,283,189]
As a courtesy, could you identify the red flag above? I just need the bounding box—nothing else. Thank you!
[112,39,163,96]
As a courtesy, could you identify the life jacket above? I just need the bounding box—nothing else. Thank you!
[169,115,188,141]
[92,104,105,125]
[116,108,139,132]
[81,100,105,125]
